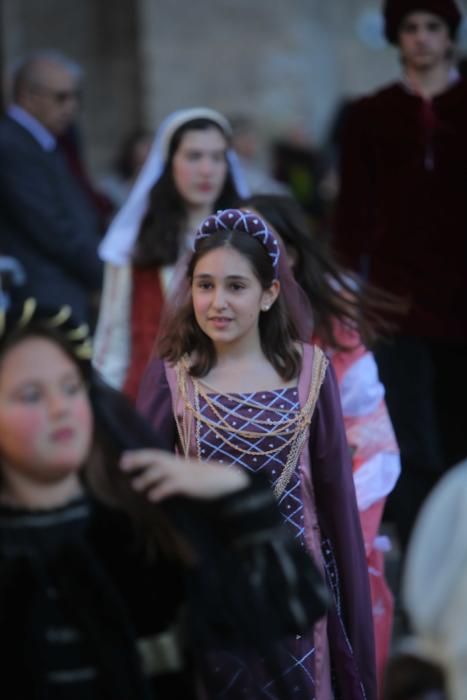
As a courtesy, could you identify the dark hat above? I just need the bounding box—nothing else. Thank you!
[383,0,463,44]
[0,298,92,368]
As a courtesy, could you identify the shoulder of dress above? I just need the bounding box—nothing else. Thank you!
[301,342,328,363]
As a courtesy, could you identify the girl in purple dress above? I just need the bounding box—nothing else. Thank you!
[138,209,377,700]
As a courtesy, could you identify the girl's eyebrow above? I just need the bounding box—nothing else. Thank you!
[183,147,225,156]
[194,273,249,281]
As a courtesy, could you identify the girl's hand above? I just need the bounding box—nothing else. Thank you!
[120,449,249,502]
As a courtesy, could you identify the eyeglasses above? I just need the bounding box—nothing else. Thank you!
[31,86,82,105]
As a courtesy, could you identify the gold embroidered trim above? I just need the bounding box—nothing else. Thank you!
[273,347,328,498]
[17,297,37,328]
[174,347,329,498]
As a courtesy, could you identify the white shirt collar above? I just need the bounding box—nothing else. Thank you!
[7,104,56,151]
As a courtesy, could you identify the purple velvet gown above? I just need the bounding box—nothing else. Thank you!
[137,345,377,700]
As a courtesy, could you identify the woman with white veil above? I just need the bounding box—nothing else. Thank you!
[93,108,248,399]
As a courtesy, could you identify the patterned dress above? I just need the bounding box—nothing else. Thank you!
[197,387,321,698]
[138,343,378,700]
[164,346,335,700]
[199,387,305,540]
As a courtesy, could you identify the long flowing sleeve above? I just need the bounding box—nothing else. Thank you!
[309,364,377,700]
[136,357,178,451]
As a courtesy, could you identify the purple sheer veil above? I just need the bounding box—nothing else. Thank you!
[274,234,315,341]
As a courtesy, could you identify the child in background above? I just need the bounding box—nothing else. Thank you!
[0,298,328,700]
[242,194,400,694]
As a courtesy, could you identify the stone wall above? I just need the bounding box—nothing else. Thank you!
[137,0,401,145]
[0,0,142,175]
[1,0,466,174]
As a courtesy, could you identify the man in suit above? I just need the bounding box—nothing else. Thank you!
[0,51,102,323]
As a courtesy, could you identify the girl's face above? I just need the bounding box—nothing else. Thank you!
[0,336,93,487]
[192,245,279,352]
[172,127,229,209]
[398,12,452,70]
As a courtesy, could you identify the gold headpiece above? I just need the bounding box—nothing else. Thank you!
[16,298,37,328]
[44,305,72,328]
[0,298,93,361]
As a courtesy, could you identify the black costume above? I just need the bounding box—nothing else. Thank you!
[0,299,329,699]
[0,463,327,700]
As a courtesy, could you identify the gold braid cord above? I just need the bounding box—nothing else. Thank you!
[273,348,328,498]
[174,348,329,499]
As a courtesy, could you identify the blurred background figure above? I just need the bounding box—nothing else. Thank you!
[384,651,446,699]
[94,108,246,399]
[334,0,467,552]
[271,123,328,235]
[242,194,400,694]
[384,458,467,700]
[58,122,114,231]
[0,50,102,324]
[229,114,288,196]
[99,127,153,211]
[317,98,353,233]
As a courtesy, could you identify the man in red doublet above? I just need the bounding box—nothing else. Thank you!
[334,0,467,550]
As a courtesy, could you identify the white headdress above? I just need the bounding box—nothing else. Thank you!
[99,107,249,265]
[402,458,467,700]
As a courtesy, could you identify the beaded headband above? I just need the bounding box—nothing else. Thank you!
[194,208,280,277]
[0,298,92,360]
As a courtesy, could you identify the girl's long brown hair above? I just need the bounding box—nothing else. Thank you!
[240,194,405,350]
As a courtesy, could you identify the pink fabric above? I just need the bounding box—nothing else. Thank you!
[330,322,398,698]
[361,502,394,695]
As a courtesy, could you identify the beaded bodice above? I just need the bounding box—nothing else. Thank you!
[166,347,333,700]
[197,387,306,544]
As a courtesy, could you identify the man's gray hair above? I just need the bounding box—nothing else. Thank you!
[10,50,83,100]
